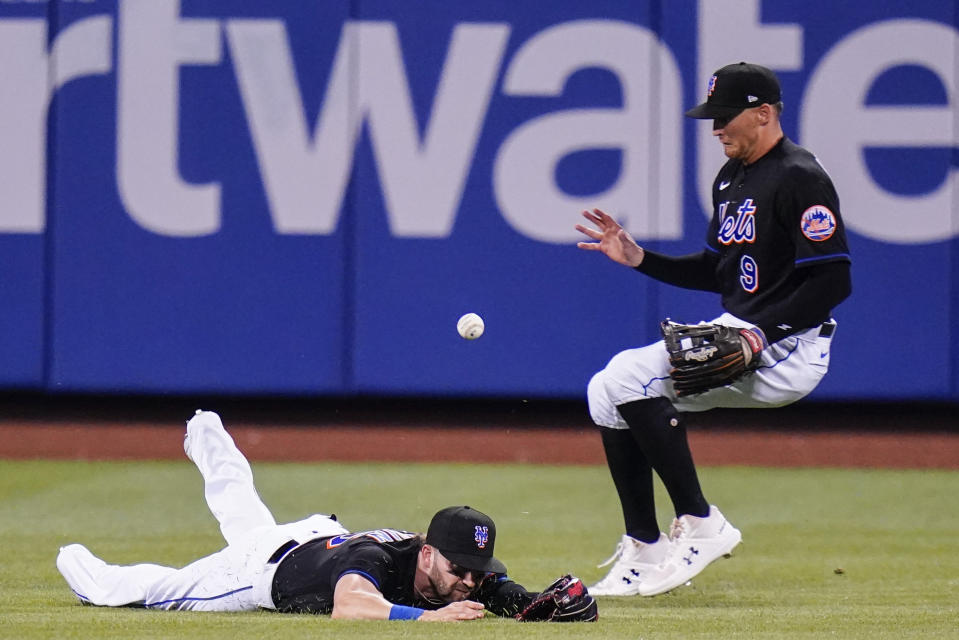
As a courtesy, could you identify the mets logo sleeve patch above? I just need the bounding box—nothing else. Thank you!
[800,205,837,241]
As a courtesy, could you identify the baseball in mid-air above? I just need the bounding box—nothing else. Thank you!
[457,313,485,340]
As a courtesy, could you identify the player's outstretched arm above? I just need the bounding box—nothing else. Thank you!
[331,573,394,620]
[418,601,486,622]
[331,573,485,621]
[575,208,645,268]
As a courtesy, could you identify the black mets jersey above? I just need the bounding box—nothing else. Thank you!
[270,528,532,616]
[704,137,850,334]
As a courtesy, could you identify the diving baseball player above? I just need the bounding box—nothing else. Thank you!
[56,410,597,622]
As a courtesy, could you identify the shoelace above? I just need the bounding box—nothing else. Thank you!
[668,517,687,542]
[656,518,689,566]
[596,538,626,568]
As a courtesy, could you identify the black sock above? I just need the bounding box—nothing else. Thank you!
[599,427,661,542]
[616,397,709,518]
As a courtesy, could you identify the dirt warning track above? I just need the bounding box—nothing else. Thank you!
[0,396,955,469]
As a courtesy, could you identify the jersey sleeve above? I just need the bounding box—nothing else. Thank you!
[328,543,396,593]
[634,250,720,292]
[473,574,534,617]
[750,260,851,343]
[782,162,850,268]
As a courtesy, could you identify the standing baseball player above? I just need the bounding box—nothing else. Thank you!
[56,410,597,622]
[575,62,851,597]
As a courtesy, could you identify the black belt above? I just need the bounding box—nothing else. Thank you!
[819,321,836,338]
[267,540,299,565]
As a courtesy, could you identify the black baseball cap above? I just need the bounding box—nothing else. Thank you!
[685,62,781,119]
[426,506,506,574]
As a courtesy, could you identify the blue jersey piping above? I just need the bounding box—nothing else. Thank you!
[144,585,253,608]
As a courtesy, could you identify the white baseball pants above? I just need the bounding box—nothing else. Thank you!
[56,411,347,611]
[587,313,837,428]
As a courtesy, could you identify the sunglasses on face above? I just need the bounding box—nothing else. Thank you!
[445,559,489,582]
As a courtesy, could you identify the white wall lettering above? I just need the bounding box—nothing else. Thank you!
[117,0,222,236]
[495,19,682,243]
[803,19,959,244]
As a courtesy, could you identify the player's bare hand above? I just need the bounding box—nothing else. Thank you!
[419,600,486,622]
[575,208,645,268]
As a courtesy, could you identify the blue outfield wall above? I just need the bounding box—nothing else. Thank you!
[0,0,957,399]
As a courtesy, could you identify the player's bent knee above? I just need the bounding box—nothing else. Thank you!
[772,387,814,408]
[586,370,610,411]
[587,370,626,428]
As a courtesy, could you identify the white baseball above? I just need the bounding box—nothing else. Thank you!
[457,313,485,340]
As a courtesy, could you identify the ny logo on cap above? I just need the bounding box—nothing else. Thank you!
[707,74,717,96]
[474,525,489,549]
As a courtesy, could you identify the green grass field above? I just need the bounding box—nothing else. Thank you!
[1,459,957,639]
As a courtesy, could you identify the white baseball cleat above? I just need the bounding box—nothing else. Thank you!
[588,533,669,596]
[56,544,104,604]
[638,505,741,597]
[183,409,218,462]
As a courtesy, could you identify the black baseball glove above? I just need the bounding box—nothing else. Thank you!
[661,320,765,396]
[515,575,598,622]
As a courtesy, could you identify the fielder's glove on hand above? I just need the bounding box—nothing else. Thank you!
[661,320,766,396]
[515,575,598,622]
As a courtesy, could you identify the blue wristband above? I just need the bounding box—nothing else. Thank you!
[389,605,425,620]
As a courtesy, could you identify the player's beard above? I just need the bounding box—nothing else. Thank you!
[422,566,472,603]
[434,578,472,602]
